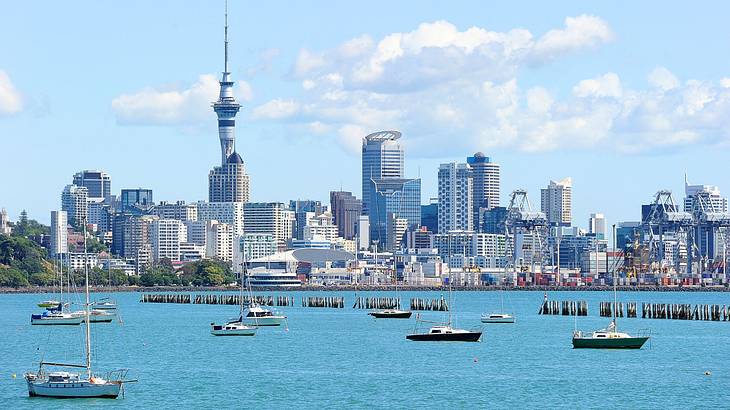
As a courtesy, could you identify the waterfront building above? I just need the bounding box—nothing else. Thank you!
[289,200,325,240]
[120,188,153,212]
[438,162,473,233]
[236,233,277,263]
[431,230,507,264]
[330,191,361,240]
[367,178,421,249]
[50,210,68,257]
[180,242,206,262]
[243,202,295,251]
[205,220,233,262]
[208,9,250,204]
[196,201,244,236]
[64,252,99,272]
[154,200,198,222]
[541,177,572,227]
[61,184,88,228]
[361,131,404,214]
[72,170,112,201]
[589,213,607,240]
[467,152,500,224]
[150,219,187,262]
[303,212,339,243]
[0,208,10,235]
[111,214,157,272]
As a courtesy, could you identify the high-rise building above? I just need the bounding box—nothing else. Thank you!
[357,215,369,250]
[303,212,339,243]
[683,179,728,213]
[235,233,277,263]
[589,213,606,240]
[72,170,111,201]
[154,200,198,222]
[467,152,500,225]
[121,188,153,212]
[196,201,245,237]
[150,219,187,262]
[61,184,88,227]
[541,177,572,227]
[185,220,207,246]
[330,191,362,240]
[243,202,295,251]
[112,214,156,272]
[289,200,325,240]
[208,5,250,204]
[362,131,404,214]
[367,178,421,249]
[387,213,409,251]
[205,220,233,262]
[438,162,473,233]
[481,206,508,234]
[50,210,68,257]
[0,208,11,235]
[420,200,438,233]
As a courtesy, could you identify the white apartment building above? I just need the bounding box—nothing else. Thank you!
[541,177,572,226]
[206,220,233,262]
[50,210,68,257]
[150,218,188,262]
[438,162,473,233]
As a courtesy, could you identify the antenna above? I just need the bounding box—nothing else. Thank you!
[224,0,229,73]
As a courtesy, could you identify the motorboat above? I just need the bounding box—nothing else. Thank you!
[406,325,482,342]
[572,321,649,349]
[369,309,413,319]
[480,313,515,324]
[31,311,83,326]
[242,305,286,327]
[37,300,61,308]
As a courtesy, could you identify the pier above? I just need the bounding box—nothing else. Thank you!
[409,297,449,311]
[139,293,294,306]
[539,300,588,316]
[353,297,402,310]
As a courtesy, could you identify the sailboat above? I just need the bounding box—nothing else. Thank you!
[31,254,83,326]
[572,227,650,349]
[211,263,257,336]
[406,248,482,342]
[26,221,131,398]
[369,254,412,319]
[481,281,515,323]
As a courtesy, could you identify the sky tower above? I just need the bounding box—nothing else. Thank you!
[213,1,241,166]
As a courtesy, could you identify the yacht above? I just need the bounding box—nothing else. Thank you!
[211,263,258,336]
[31,310,83,326]
[72,309,116,323]
[369,309,412,319]
[26,221,131,398]
[242,305,286,327]
[92,300,117,310]
[480,313,515,324]
[406,325,482,342]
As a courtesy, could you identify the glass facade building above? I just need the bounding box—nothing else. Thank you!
[121,189,153,212]
[367,178,421,248]
[361,131,404,215]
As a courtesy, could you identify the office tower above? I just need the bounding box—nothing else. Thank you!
[330,191,362,240]
[111,214,156,271]
[589,213,606,240]
[121,188,153,212]
[72,170,111,201]
[438,162,473,233]
[362,131,404,214]
[205,220,233,262]
[289,200,325,240]
[196,201,245,236]
[541,177,572,226]
[481,206,508,235]
[420,200,438,233]
[61,184,88,227]
[467,152,500,224]
[243,202,295,251]
[357,215,369,250]
[154,200,198,222]
[684,179,728,212]
[0,208,11,235]
[367,178,421,249]
[150,219,187,262]
[387,213,409,251]
[50,210,68,257]
[208,5,250,203]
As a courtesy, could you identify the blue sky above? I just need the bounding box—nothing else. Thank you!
[1,0,729,228]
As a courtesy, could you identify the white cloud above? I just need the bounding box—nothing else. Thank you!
[251,98,301,120]
[0,70,23,116]
[572,72,622,98]
[111,74,252,125]
[531,15,614,62]
[648,67,680,91]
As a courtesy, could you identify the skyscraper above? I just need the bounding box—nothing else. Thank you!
[208,4,250,203]
[121,188,153,212]
[362,131,404,214]
[289,200,324,240]
[61,184,88,227]
[588,213,606,240]
[72,170,111,201]
[367,178,421,249]
[330,191,362,240]
[438,162,473,233]
[683,178,728,212]
[467,152,500,225]
[50,210,68,257]
[541,177,572,227]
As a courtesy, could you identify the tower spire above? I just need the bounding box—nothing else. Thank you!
[213,0,240,165]
[224,0,229,74]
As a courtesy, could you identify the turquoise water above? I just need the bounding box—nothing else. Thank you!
[1,290,728,408]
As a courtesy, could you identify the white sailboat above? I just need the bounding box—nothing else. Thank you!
[211,263,257,336]
[369,254,412,318]
[31,254,83,326]
[26,221,132,398]
[481,289,514,324]
[241,265,287,327]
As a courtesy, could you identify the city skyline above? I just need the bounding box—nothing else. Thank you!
[2,1,730,227]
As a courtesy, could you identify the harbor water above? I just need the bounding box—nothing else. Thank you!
[1,290,728,408]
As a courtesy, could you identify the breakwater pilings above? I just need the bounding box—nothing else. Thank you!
[139,293,294,306]
[409,297,449,311]
[599,302,636,318]
[640,303,728,321]
[352,297,401,309]
[140,293,190,304]
[301,296,345,308]
[539,300,588,316]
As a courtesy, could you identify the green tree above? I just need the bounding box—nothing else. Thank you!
[0,266,30,287]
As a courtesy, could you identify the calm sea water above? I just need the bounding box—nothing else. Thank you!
[0,290,728,408]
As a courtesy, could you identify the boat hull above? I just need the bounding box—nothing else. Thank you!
[31,316,83,326]
[572,336,649,349]
[481,316,514,324]
[242,316,285,326]
[369,311,412,319]
[27,380,120,398]
[406,331,482,342]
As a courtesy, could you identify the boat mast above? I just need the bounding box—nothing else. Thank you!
[612,223,618,330]
[83,219,92,378]
[447,232,452,327]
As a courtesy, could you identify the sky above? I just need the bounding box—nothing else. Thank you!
[1,0,730,228]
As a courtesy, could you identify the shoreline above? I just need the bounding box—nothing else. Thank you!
[2,284,729,294]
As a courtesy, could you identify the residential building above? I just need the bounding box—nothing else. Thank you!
[467,152,500,224]
[541,177,572,226]
[208,153,250,203]
[50,210,68,257]
[154,200,198,222]
[64,253,99,272]
[150,219,187,262]
[180,242,206,262]
[72,170,112,201]
[196,201,245,236]
[589,213,607,240]
[303,212,339,243]
[330,191,361,240]
[121,188,153,212]
[205,220,233,262]
[61,184,88,227]
[185,220,207,246]
[289,200,325,240]
[362,131,404,214]
[243,202,295,251]
[367,178,421,249]
[236,233,277,263]
[438,162,473,233]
